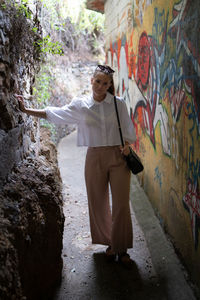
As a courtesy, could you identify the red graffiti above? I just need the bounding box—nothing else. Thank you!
[133,25,167,147]
[128,33,137,78]
[129,49,137,78]
[137,31,150,89]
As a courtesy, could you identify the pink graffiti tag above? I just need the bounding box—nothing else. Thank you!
[137,31,150,89]
[183,180,200,248]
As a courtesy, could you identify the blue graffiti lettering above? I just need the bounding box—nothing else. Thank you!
[154,166,162,188]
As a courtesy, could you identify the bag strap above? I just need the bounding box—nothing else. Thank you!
[114,96,124,147]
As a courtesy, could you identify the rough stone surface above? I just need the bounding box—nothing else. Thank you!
[0,4,40,184]
[0,129,65,300]
[0,4,65,300]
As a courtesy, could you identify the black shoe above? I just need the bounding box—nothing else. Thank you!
[105,246,116,262]
[118,252,134,269]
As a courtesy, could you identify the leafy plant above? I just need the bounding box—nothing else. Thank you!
[40,119,57,142]
[33,65,54,107]
[1,0,33,18]
[34,35,64,55]
[15,0,32,19]
[80,9,105,34]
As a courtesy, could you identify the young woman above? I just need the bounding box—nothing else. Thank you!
[15,65,136,268]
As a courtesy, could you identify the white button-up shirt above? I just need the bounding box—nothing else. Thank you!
[45,92,136,147]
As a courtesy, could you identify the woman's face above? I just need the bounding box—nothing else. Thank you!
[91,72,111,100]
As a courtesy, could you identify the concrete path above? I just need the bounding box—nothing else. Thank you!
[53,130,196,300]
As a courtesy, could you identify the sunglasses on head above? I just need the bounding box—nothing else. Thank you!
[96,65,115,74]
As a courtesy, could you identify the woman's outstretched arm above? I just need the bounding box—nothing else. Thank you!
[15,94,47,119]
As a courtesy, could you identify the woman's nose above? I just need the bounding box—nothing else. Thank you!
[99,83,105,89]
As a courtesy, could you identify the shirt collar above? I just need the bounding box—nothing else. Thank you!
[88,92,113,108]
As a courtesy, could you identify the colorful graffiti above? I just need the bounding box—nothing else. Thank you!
[106,0,200,247]
[133,0,155,26]
[183,180,200,249]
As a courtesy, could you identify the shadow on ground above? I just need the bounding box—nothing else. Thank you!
[92,251,167,300]
[52,130,196,300]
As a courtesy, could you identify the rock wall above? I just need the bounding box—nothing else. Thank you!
[0,3,64,299]
[0,2,39,185]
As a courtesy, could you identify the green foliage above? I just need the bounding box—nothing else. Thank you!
[1,0,32,18]
[34,35,64,55]
[0,3,7,9]
[32,27,38,33]
[78,8,105,34]
[1,0,64,57]
[33,65,53,107]
[40,0,61,28]
[40,119,57,139]
[15,0,32,19]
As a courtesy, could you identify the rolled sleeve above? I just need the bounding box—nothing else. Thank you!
[45,98,81,125]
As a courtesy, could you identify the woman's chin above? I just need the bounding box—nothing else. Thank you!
[94,91,106,97]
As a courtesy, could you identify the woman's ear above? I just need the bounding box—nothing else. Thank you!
[91,77,94,85]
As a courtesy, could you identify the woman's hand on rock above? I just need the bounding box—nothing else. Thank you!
[14,94,26,112]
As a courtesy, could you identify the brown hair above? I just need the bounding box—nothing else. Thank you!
[107,76,115,95]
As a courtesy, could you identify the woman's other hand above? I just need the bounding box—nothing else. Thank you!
[120,142,131,156]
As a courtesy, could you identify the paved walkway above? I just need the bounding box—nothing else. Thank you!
[53,130,196,300]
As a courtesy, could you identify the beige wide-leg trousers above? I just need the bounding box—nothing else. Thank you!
[85,146,133,253]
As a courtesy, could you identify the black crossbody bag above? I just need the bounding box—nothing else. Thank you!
[114,96,144,175]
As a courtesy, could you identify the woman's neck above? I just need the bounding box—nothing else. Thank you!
[93,93,106,102]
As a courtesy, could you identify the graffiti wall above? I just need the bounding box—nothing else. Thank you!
[104,0,200,287]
